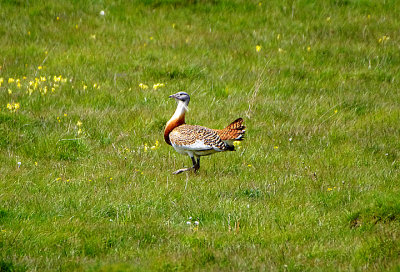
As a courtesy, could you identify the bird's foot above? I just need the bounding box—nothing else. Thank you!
[173,166,198,175]
[172,167,192,175]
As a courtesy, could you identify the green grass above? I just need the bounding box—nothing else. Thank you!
[1,0,399,271]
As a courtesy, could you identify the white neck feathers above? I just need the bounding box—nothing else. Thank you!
[170,100,189,121]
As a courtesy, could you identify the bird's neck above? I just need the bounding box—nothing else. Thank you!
[164,101,188,145]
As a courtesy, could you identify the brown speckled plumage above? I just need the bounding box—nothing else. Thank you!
[170,125,230,151]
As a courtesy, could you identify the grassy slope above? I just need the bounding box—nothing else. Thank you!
[0,0,399,271]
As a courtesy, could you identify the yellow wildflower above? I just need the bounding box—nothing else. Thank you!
[38,66,42,70]
[334,109,338,114]
[6,102,20,112]
[8,89,12,95]
[327,187,333,191]
[153,83,165,90]
[8,78,14,83]
[274,146,279,149]
[139,83,149,89]
[256,45,262,52]
[307,46,311,52]
[151,140,160,150]
[77,120,83,127]
[378,35,390,43]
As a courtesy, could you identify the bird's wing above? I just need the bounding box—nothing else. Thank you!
[169,125,228,151]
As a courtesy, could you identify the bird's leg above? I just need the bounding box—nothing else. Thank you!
[172,156,197,175]
[194,157,200,172]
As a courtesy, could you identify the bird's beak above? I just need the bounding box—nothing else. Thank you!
[169,94,176,99]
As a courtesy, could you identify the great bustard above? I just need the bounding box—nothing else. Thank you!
[164,92,245,174]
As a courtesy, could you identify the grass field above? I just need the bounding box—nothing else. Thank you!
[1,0,400,271]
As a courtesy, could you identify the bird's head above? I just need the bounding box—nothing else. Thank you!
[169,92,190,104]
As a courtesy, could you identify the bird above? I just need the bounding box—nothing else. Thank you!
[164,91,245,174]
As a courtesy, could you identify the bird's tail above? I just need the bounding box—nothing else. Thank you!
[215,118,245,149]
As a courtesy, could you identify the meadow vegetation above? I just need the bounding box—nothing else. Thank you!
[0,0,399,271]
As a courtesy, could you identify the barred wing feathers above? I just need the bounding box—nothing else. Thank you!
[214,118,246,141]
